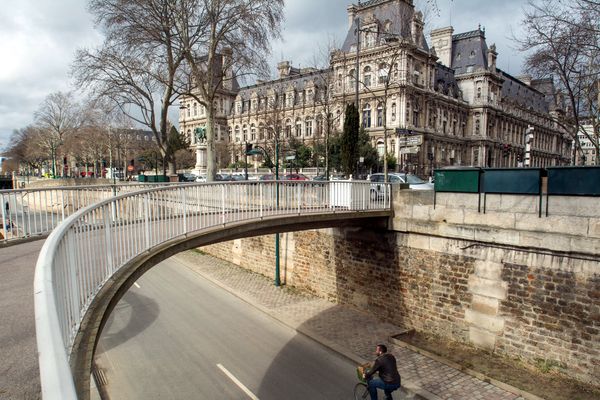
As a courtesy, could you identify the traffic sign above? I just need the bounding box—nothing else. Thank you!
[398,134,423,147]
[400,146,420,154]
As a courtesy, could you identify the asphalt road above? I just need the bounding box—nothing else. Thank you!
[0,240,44,400]
[95,257,359,400]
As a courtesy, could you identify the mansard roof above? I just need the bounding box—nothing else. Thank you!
[341,0,428,52]
[499,69,549,113]
[235,69,329,101]
[434,63,461,99]
[451,29,488,75]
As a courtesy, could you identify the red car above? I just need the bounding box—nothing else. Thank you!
[283,173,309,181]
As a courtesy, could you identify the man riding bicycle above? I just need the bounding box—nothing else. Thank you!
[363,344,401,400]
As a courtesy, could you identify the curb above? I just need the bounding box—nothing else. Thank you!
[388,336,545,400]
[175,254,440,400]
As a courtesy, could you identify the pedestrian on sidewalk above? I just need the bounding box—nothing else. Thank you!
[363,344,401,400]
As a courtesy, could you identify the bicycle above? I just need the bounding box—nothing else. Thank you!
[354,381,369,400]
[354,364,370,400]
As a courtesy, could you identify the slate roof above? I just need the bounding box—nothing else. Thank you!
[450,29,488,75]
[235,69,329,101]
[434,63,460,99]
[341,0,428,52]
[499,70,549,113]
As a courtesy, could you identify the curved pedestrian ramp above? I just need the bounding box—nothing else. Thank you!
[33,181,391,399]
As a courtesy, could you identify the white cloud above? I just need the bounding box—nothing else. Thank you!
[0,0,530,148]
[0,0,101,146]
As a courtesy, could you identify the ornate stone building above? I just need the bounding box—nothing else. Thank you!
[180,0,571,176]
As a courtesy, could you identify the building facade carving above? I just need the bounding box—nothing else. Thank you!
[180,0,571,176]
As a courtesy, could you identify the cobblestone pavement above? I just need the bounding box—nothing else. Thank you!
[175,251,528,400]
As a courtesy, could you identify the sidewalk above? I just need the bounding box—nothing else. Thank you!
[175,251,533,400]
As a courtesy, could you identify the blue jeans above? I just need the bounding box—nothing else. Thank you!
[367,378,400,400]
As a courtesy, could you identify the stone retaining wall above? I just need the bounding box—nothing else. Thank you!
[202,189,600,385]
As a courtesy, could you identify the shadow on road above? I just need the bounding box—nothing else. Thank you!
[99,291,160,352]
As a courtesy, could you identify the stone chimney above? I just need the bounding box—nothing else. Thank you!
[517,74,533,86]
[412,11,425,47]
[430,27,454,67]
[487,43,498,73]
[222,47,233,90]
[277,61,291,79]
[347,5,357,29]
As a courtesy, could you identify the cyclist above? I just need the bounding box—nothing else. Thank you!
[363,344,401,400]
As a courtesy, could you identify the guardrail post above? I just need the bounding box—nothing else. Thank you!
[144,193,150,249]
[182,188,187,234]
[1,194,6,242]
[103,207,114,274]
[260,184,263,218]
[61,191,65,222]
[66,232,81,325]
[297,184,301,214]
[222,185,226,225]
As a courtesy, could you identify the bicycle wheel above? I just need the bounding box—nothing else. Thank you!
[353,382,369,400]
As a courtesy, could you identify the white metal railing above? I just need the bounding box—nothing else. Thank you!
[34,181,390,399]
[0,183,178,243]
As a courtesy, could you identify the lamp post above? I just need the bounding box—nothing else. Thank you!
[248,141,281,286]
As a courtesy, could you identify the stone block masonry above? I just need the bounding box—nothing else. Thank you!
[202,190,600,386]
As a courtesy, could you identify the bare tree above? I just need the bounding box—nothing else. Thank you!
[4,126,49,175]
[73,0,186,175]
[33,91,83,177]
[516,0,599,164]
[173,0,284,181]
[312,38,346,179]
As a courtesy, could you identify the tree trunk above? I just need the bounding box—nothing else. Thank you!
[206,105,217,181]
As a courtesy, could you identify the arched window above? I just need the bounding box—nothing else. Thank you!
[316,115,323,137]
[348,69,356,88]
[250,124,256,141]
[378,63,388,84]
[391,103,397,122]
[186,105,191,118]
[377,103,383,127]
[305,117,313,137]
[242,125,248,141]
[413,101,420,127]
[363,66,372,87]
[234,126,241,143]
[295,117,302,137]
[193,102,198,116]
[377,140,385,157]
[285,119,292,138]
[362,103,372,128]
[259,124,265,140]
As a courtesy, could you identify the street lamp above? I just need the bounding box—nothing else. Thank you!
[247,143,281,286]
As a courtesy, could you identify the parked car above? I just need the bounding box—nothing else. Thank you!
[370,173,433,189]
[283,173,309,181]
[230,174,246,181]
[195,174,207,182]
[369,173,433,199]
[215,173,233,181]
[260,174,275,181]
[179,173,197,182]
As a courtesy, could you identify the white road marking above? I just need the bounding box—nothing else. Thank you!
[217,363,260,400]
[134,282,141,289]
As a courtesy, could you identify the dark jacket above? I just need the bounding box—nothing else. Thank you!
[365,353,401,385]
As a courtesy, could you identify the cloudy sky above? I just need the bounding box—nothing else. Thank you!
[0,0,529,148]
